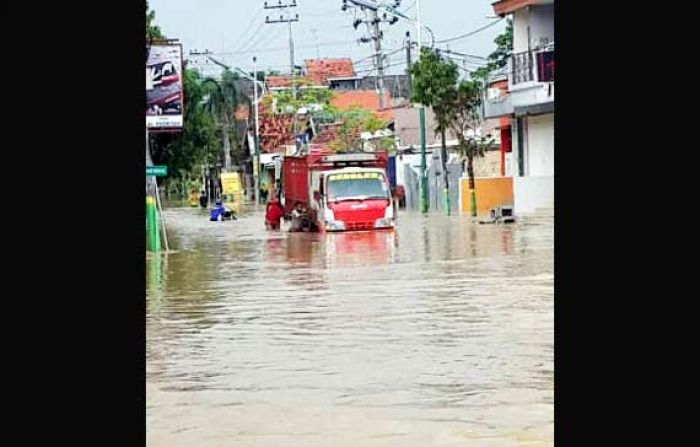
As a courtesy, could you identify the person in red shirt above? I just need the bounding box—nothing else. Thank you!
[265,196,285,230]
[393,184,405,208]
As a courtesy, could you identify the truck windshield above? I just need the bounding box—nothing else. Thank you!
[327,172,389,201]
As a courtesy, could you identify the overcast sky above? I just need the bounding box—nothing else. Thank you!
[150,0,505,75]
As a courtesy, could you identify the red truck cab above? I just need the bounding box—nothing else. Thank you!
[282,146,395,232]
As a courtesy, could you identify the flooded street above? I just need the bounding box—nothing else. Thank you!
[147,206,553,447]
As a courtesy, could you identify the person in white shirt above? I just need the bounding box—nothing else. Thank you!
[290,201,308,232]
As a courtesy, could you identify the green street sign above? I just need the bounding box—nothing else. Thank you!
[146,165,168,177]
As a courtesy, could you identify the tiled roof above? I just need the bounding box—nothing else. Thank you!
[258,112,294,153]
[313,122,344,145]
[304,59,355,85]
[264,59,356,89]
[265,75,295,89]
[330,90,393,121]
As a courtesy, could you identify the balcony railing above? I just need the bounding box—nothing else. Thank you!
[511,51,534,85]
[511,44,554,86]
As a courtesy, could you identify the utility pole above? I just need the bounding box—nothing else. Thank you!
[404,28,428,213]
[344,1,400,110]
[405,31,412,97]
[416,0,429,214]
[345,1,434,214]
[253,56,262,205]
[371,9,385,109]
[265,1,299,98]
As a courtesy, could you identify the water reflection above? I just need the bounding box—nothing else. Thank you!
[324,231,397,267]
[147,206,553,447]
[146,252,167,315]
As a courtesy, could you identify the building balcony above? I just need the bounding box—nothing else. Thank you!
[483,89,514,119]
[509,45,554,112]
[483,45,554,119]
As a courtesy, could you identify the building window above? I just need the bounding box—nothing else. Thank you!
[537,50,554,82]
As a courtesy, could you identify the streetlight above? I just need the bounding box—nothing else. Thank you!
[415,0,429,214]
[199,54,266,204]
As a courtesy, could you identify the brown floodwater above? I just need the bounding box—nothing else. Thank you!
[147,205,553,447]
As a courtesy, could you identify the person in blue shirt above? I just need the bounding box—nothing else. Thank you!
[209,198,236,221]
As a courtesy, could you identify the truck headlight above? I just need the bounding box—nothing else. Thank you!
[325,220,346,231]
[374,218,394,228]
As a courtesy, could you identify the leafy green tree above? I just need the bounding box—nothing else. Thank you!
[409,48,459,214]
[471,19,513,81]
[147,3,258,198]
[449,81,494,216]
[327,107,390,152]
[151,69,220,197]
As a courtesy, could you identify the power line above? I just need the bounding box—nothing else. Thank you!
[436,18,505,44]
[240,23,285,56]
[342,1,403,109]
[352,46,403,66]
[305,8,340,17]
[442,54,488,67]
[354,60,406,74]
[231,8,264,51]
[235,15,268,53]
[438,49,488,61]
[264,0,300,77]
[192,39,355,58]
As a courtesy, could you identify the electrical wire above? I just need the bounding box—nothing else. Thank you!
[231,7,264,52]
[235,20,269,53]
[436,18,505,44]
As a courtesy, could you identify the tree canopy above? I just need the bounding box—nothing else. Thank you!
[471,19,513,81]
[146,1,162,41]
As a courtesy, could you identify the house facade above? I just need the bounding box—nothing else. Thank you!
[484,0,554,214]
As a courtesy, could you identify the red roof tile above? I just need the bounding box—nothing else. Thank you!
[265,75,294,89]
[304,59,355,85]
[258,113,294,153]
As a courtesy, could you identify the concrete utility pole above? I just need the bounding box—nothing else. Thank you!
[371,9,386,109]
[343,1,433,213]
[253,56,262,204]
[343,0,400,110]
[265,1,299,99]
[405,31,412,97]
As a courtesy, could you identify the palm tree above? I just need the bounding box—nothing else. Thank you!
[201,70,245,170]
[146,1,162,40]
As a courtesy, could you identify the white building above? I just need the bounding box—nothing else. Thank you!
[484,0,554,215]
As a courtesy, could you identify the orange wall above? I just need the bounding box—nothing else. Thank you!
[461,177,514,216]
